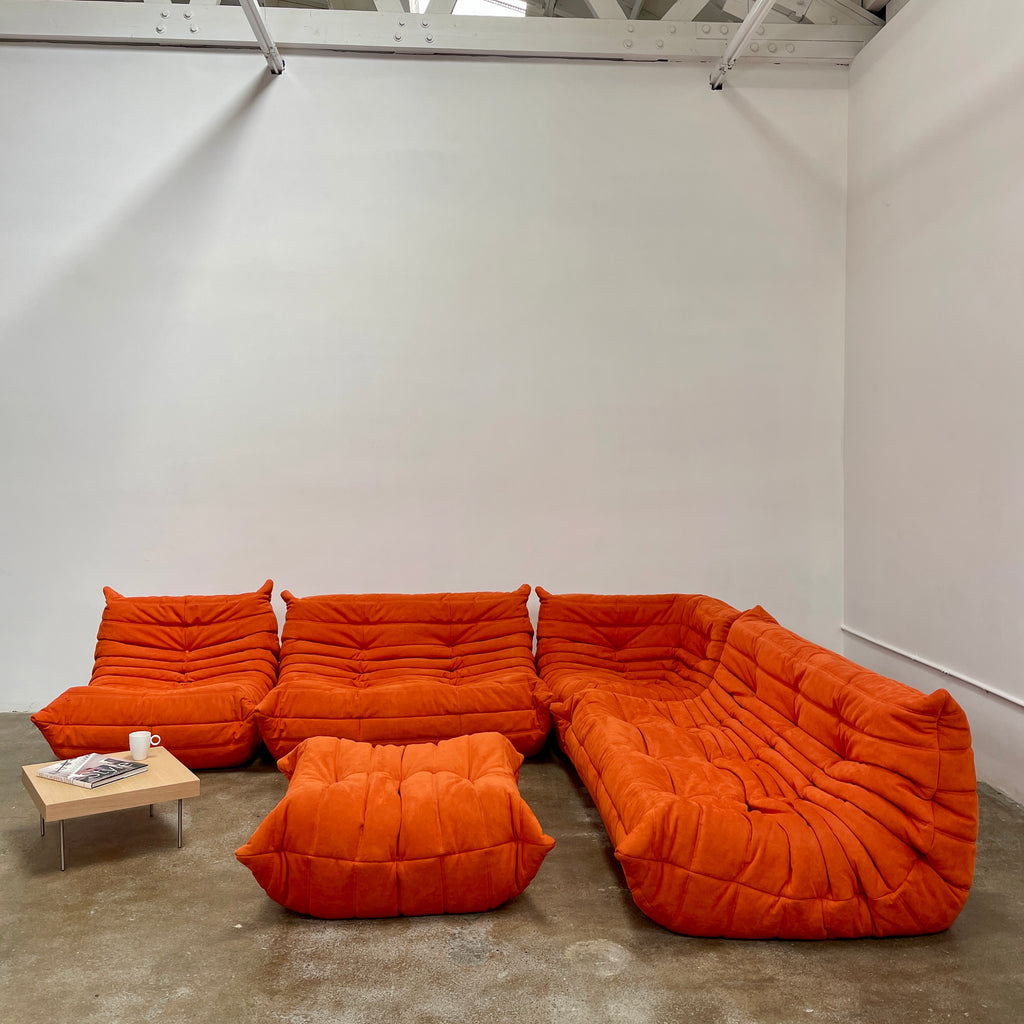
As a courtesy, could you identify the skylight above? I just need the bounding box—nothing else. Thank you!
[450,0,528,16]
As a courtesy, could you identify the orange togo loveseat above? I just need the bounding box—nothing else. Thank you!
[536,589,979,939]
[254,585,550,759]
[32,581,280,770]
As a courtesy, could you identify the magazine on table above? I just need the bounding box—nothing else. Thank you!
[37,753,149,789]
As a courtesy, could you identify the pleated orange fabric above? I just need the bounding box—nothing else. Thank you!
[535,588,741,739]
[543,600,978,938]
[255,585,549,758]
[32,581,279,769]
[236,733,555,918]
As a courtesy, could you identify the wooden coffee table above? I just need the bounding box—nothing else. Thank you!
[21,746,200,870]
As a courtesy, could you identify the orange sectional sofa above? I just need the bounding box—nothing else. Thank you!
[32,581,280,770]
[537,590,979,939]
[255,585,550,759]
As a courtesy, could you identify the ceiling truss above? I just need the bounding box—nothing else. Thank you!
[0,0,882,65]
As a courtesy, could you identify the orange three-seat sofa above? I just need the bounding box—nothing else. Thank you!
[32,581,978,938]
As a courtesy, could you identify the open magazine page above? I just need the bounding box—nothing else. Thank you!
[73,758,148,788]
[37,754,148,788]
[36,753,97,782]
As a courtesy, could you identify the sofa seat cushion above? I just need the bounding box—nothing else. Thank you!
[257,586,548,758]
[30,676,274,770]
[32,581,279,770]
[235,733,555,918]
[559,608,978,939]
[535,590,740,734]
[257,671,548,758]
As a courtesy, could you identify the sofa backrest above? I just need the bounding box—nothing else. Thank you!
[279,584,536,680]
[711,606,977,882]
[535,589,741,687]
[91,580,280,685]
[713,607,974,774]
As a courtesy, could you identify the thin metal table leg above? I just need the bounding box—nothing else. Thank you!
[149,804,154,817]
[59,820,65,871]
[177,799,183,848]
[40,816,45,837]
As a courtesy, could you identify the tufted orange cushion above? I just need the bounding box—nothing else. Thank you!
[236,733,555,918]
[255,585,548,759]
[559,606,978,939]
[535,588,740,739]
[32,581,279,769]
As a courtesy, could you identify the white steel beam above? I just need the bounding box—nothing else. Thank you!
[657,0,881,25]
[661,0,706,20]
[810,0,882,24]
[0,1,879,63]
[582,0,627,19]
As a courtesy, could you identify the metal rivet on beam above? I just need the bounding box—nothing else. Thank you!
[656,39,664,48]
[786,42,794,52]
[155,23,165,32]
[767,42,777,52]
[720,24,728,34]
[624,38,633,47]
[395,31,402,39]
[190,23,198,32]
[750,42,759,52]
[184,10,191,18]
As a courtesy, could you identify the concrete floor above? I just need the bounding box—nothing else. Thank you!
[3,712,1022,1024]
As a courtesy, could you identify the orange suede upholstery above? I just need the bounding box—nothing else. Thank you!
[255,585,549,759]
[541,599,978,939]
[535,588,741,738]
[32,581,279,769]
[236,733,555,918]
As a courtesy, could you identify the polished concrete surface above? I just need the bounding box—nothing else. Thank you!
[3,712,1022,1024]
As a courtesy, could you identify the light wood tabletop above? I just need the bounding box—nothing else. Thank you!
[22,746,200,822]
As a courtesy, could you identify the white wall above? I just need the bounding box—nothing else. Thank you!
[846,1,1024,801]
[0,45,848,713]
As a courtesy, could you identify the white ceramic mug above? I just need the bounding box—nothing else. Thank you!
[129,730,162,760]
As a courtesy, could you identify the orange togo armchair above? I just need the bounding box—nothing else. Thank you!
[255,585,549,759]
[32,581,280,769]
[538,593,978,939]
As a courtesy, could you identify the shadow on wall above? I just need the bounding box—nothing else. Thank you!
[2,66,275,416]
[0,67,276,546]
[849,54,1024,201]
[718,84,844,210]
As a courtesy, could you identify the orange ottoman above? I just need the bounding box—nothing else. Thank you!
[236,733,555,919]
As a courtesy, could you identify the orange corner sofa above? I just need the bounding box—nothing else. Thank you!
[254,585,550,759]
[236,732,555,918]
[32,581,280,770]
[536,589,978,939]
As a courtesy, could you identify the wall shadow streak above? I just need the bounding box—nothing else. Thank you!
[718,85,845,209]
